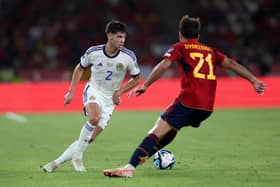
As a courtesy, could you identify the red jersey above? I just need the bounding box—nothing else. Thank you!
[163,39,226,111]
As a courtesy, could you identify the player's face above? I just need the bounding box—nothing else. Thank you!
[108,32,126,50]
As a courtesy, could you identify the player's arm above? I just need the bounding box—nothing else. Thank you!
[113,75,140,105]
[135,58,173,96]
[118,75,141,95]
[221,57,265,95]
[64,64,85,105]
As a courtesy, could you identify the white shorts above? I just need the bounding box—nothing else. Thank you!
[83,84,115,129]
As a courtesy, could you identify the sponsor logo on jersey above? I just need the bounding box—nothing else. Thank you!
[95,62,103,69]
[107,62,114,67]
[116,63,124,71]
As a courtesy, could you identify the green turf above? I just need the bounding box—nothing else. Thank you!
[0,109,279,187]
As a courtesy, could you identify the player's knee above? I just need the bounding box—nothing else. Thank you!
[88,115,101,125]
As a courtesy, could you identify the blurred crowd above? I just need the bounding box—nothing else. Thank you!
[0,0,279,81]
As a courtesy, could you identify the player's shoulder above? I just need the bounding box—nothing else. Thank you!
[170,42,181,48]
[85,44,104,55]
[120,47,137,61]
[170,42,184,50]
[165,42,183,54]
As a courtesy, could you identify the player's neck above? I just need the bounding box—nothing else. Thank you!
[105,43,119,57]
[180,38,197,42]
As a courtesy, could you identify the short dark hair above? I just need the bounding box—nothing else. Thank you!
[179,15,200,38]
[105,20,127,34]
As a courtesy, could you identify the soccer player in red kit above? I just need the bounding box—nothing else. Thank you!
[103,15,265,178]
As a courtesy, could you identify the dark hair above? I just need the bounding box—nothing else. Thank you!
[105,20,127,34]
[179,15,200,38]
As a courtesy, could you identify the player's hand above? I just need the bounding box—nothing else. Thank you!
[64,91,74,105]
[134,85,147,96]
[113,90,121,105]
[253,80,265,95]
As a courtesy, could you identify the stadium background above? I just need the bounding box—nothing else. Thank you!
[0,0,279,112]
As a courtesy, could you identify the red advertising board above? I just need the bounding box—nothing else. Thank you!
[0,77,279,113]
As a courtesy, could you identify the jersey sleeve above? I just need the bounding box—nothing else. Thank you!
[214,49,226,66]
[80,49,91,68]
[128,53,140,77]
[162,44,181,62]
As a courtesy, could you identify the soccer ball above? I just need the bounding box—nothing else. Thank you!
[153,149,175,169]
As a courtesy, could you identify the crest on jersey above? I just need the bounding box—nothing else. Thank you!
[89,96,95,100]
[116,63,124,71]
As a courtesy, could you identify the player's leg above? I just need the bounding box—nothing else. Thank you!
[42,84,101,172]
[125,100,190,170]
[41,139,80,172]
[89,125,103,142]
[148,116,178,151]
[75,102,101,155]
[71,102,101,171]
[103,122,177,174]
[151,107,212,156]
[128,118,173,167]
[103,118,173,177]
[150,128,178,156]
[72,94,116,172]
[153,107,212,153]
[103,100,185,177]
[42,103,101,172]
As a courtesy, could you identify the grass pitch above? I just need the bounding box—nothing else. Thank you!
[0,109,279,187]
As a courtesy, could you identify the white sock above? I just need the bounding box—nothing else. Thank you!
[55,140,78,165]
[54,122,95,164]
[73,121,95,160]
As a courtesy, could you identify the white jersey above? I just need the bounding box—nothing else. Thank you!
[80,44,140,98]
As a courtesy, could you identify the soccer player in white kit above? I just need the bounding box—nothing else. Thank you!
[41,20,140,172]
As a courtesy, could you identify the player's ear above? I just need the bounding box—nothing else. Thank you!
[178,32,183,41]
[107,33,113,40]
